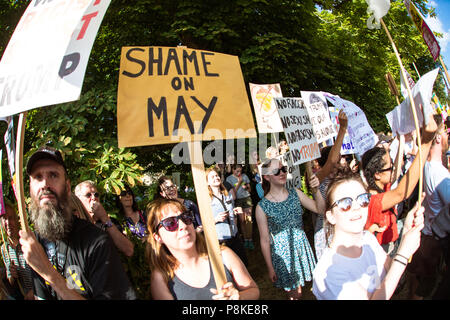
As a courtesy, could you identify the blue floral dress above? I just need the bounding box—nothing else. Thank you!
[258,188,316,291]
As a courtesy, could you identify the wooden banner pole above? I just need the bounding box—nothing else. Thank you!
[187,140,227,291]
[15,112,29,232]
[439,56,450,90]
[380,18,423,206]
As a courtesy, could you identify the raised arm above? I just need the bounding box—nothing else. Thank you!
[91,202,134,257]
[316,110,348,183]
[296,174,326,214]
[370,202,424,299]
[381,114,437,211]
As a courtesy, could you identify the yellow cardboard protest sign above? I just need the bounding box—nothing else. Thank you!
[117,46,256,148]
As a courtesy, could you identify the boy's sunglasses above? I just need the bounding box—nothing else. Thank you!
[331,193,371,212]
[272,166,288,176]
[155,211,193,232]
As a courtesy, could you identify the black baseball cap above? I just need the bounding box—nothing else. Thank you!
[26,146,67,175]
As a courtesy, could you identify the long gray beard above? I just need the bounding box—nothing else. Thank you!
[29,194,73,242]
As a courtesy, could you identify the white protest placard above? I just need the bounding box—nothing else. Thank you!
[386,68,439,136]
[249,83,284,133]
[274,97,320,165]
[301,91,337,143]
[328,106,356,155]
[324,93,377,156]
[0,0,111,118]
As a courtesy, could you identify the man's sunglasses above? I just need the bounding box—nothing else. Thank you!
[272,166,288,176]
[85,192,99,199]
[155,211,193,232]
[331,193,371,212]
[120,190,133,197]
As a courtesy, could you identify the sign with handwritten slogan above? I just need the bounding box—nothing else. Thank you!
[117,46,257,147]
[274,97,321,166]
[0,0,111,118]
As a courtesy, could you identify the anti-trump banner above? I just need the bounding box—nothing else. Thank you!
[249,83,284,133]
[300,91,337,143]
[117,46,257,147]
[324,93,377,157]
[274,97,320,166]
[0,0,111,118]
[328,106,356,155]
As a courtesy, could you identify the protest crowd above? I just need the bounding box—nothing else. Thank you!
[1,0,450,303]
[0,107,449,300]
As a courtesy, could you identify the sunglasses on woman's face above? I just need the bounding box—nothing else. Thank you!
[155,211,193,232]
[331,193,371,212]
[120,190,133,197]
[272,166,288,176]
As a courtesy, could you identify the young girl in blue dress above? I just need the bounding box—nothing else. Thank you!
[255,158,325,300]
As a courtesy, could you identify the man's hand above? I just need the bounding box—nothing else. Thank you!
[90,201,109,223]
[19,230,53,278]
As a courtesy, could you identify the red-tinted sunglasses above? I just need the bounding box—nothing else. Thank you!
[331,193,371,212]
[155,211,193,232]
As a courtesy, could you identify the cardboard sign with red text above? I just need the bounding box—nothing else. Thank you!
[274,97,320,165]
[0,0,111,117]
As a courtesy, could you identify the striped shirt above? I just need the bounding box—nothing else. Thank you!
[1,243,33,294]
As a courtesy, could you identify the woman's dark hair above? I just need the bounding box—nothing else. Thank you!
[153,175,173,200]
[115,183,139,216]
[361,146,388,194]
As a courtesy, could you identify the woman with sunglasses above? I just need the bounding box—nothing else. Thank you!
[116,184,148,240]
[156,176,202,231]
[147,198,259,300]
[255,158,325,300]
[361,114,437,255]
[312,168,424,300]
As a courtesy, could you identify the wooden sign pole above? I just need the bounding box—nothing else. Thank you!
[15,112,29,232]
[380,18,423,206]
[187,140,227,291]
[439,56,450,88]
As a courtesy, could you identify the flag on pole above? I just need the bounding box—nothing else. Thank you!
[404,0,441,61]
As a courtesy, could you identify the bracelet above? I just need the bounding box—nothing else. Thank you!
[393,258,407,266]
[395,253,409,262]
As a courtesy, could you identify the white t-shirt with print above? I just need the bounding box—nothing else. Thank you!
[312,231,387,300]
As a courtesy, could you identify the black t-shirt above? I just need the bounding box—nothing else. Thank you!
[32,217,137,300]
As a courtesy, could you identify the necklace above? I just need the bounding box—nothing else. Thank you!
[268,189,287,202]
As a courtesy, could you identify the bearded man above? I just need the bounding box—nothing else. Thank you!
[19,147,136,300]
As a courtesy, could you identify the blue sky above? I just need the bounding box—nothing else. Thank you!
[425,1,450,77]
